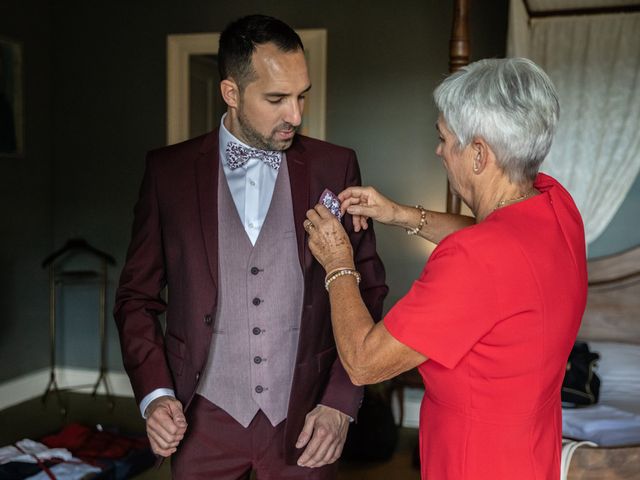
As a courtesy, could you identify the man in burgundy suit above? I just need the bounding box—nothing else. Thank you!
[114,14,387,479]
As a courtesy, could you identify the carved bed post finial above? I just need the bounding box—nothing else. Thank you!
[446,0,470,214]
[450,0,470,74]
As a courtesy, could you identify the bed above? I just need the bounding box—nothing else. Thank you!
[561,245,640,479]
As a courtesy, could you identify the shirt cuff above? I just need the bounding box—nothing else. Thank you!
[318,403,354,423]
[140,388,176,418]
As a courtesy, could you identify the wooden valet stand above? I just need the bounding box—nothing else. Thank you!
[41,238,116,415]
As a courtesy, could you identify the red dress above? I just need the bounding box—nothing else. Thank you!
[384,174,587,479]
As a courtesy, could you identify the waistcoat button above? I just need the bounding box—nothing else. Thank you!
[255,385,264,393]
[252,297,261,306]
[252,327,261,335]
[254,356,262,364]
[250,267,260,275]
[204,314,212,325]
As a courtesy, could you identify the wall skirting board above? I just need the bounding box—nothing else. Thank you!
[0,368,134,411]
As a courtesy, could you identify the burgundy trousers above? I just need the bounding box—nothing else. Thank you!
[171,395,338,479]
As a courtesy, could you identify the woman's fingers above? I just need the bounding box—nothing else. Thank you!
[305,205,354,271]
[338,186,371,202]
[357,215,369,231]
[313,204,336,219]
[306,207,322,224]
[339,195,361,215]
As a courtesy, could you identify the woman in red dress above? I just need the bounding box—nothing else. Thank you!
[303,58,587,479]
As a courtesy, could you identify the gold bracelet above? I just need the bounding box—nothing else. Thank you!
[325,268,361,291]
[406,205,427,236]
[324,266,355,281]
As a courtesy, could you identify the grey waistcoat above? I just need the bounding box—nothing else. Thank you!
[197,157,304,427]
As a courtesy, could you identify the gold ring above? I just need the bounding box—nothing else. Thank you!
[304,220,315,232]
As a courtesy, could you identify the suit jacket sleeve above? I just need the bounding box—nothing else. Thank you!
[318,150,388,419]
[114,154,173,405]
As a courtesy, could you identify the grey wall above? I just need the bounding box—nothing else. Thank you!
[1,0,637,384]
[0,0,52,382]
[589,174,640,258]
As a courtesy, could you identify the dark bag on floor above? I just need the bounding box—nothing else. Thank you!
[561,341,601,407]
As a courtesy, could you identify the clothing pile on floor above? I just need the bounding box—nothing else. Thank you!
[0,423,155,479]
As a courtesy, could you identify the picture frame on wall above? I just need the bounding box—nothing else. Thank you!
[0,37,24,157]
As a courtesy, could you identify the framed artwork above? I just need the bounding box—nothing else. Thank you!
[166,30,327,145]
[0,37,23,157]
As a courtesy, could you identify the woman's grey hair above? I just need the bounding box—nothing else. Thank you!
[433,57,559,183]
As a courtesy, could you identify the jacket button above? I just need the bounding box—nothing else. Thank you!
[254,356,262,364]
[252,297,261,306]
[195,372,200,381]
[204,314,212,325]
[255,385,264,393]
[252,327,261,335]
[250,267,260,275]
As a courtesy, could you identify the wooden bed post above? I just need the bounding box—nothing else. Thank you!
[446,0,470,214]
[387,0,474,419]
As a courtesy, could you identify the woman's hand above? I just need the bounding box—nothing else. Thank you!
[305,205,355,273]
[338,186,399,232]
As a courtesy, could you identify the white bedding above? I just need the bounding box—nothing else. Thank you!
[562,341,640,446]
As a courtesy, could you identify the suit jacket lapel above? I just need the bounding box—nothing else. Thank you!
[286,138,311,272]
[196,129,220,291]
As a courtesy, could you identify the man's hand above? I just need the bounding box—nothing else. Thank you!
[145,395,188,457]
[295,405,350,468]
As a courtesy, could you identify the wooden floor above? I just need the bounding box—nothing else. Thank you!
[0,392,420,480]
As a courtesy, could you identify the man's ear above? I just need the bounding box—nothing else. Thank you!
[220,79,240,108]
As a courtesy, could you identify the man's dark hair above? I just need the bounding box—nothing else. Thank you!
[218,15,304,89]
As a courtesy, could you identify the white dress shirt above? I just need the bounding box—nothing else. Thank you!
[218,115,281,245]
[138,116,282,417]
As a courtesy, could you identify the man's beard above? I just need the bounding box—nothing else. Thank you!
[237,109,297,151]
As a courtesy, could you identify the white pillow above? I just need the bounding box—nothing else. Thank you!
[588,341,640,415]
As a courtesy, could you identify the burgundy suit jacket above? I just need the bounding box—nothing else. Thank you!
[114,129,388,463]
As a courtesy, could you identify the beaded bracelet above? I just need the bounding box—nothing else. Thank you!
[406,205,427,236]
[324,268,361,291]
[324,266,354,280]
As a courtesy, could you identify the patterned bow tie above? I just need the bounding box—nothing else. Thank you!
[225,141,281,170]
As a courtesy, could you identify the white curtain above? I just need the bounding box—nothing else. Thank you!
[508,0,640,244]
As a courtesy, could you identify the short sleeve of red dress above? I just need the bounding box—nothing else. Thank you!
[384,233,500,369]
